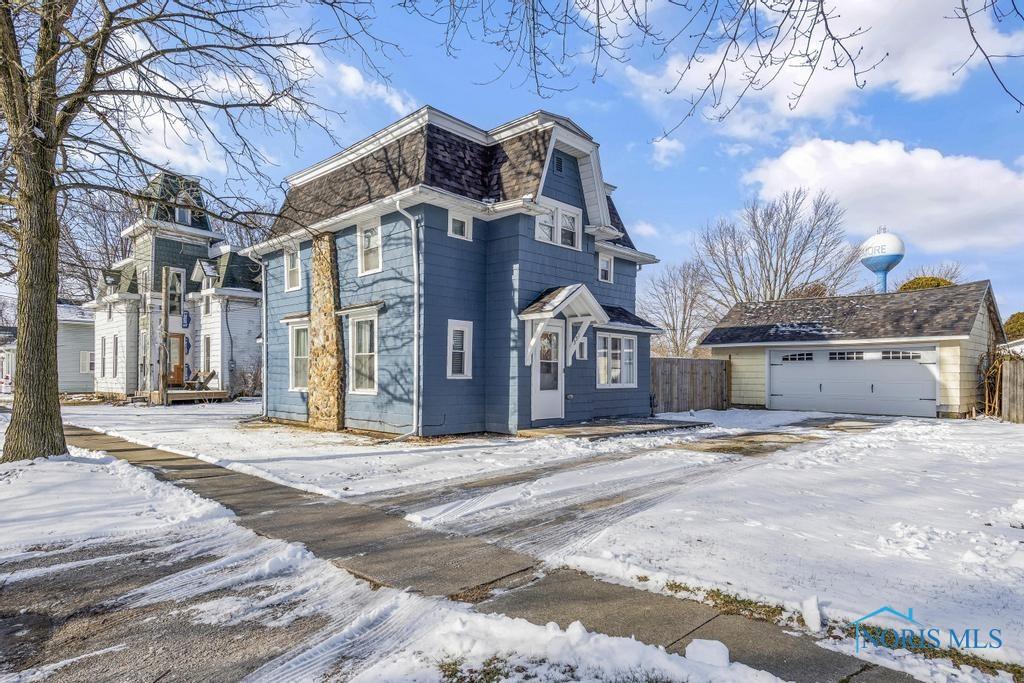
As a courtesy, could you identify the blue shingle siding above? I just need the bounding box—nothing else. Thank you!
[265,242,312,422]
[419,206,488,436]
[541,150,589,225]
[336,210,417,434]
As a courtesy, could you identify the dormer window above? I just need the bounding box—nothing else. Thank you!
[174,191,193,225]
[535,199,582,251]
[202,275,214,291]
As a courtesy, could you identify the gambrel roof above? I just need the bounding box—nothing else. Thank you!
[270,107,642,254]
[701,281,1005,346]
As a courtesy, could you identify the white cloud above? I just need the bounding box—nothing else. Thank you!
[632,220,660,237]
[744,139,1024,252]
[335,64,417,116]
[651,138,685,168]
[623,0,1024,136]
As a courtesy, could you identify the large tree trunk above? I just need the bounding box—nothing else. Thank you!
[2,160,67,462]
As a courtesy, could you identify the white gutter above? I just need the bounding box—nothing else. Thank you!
[700,335,968,348]
[393,199,421,439]
[244,249,269,419]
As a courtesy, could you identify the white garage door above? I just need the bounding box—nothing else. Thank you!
[768,346,938,418]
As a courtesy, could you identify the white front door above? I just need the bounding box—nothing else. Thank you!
[531,320,565,421]
[768,346,938,418]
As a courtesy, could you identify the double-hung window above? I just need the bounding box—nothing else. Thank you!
[80,351,95,374]
[289,325,309,391]
[284,250,301,291]
[358,224,382,275]
[112,335,119,378]
[203,335,212,373]
[350,312,377,394]
[167,269,184,315]
[598,254,614,283]
[447,320,473,379]
[100,337,106,377]
[203,296,211,315]
[448,215,471,241]
[596,333,637,388]
[535,200,582,250]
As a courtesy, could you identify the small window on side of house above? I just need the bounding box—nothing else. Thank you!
[112,335,119,378]
[175,205,191,225]
[203,296,211,315]
[598,254,613,283]
[100,337,106,377]
[358,224,382,276]
[781,352,813,362]
[289,325,309,391]
[537,209,556,243]
[447,320,473,379]
[577,337,588,361]
[167,270,184,315]
[106,303,113,320]
[350,313,377,393]
[449,215,471,241]
[203,335,211,373]
[80,351,93,374]
[284,249,301,291]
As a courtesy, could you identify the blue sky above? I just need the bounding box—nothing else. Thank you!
[164,1,1024,315]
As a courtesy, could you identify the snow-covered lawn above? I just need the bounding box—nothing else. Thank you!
[411,415,1024,669]
[60,401,815,499]
[1,413,777,681]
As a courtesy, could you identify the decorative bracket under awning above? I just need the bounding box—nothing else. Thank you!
[519,283,609,367]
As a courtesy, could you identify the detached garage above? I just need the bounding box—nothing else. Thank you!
[700,281,1005,418]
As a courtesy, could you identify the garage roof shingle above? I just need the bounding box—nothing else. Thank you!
[701,280,1001,346]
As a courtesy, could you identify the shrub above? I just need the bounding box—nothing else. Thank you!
[898,276,954,292]
[1005,312,1024,341]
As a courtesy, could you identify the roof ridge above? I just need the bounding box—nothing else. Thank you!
[746,279,990,306]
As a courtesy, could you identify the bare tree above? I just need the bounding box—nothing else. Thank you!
[0,0,387,460]
[695,189,858,309]
[638,261,713,357]
[400,0,1023,132]
[893,262,965,290]
[58,193,135,301]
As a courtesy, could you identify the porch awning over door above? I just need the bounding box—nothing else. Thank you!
[519,284,609,367]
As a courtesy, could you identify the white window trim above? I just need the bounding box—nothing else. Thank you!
[203,335,212,373]
[596,332,638,389]
[79,351,93,374]
[577,336,588,361]
[357,223,383,276]
[287,323,309,392]
[348,311,379,395]
[448,214,473,241]
[112,335,119,378]
[535,198,583,251]
[99,337,106,377]
[598,253,614,283]
[446,319,473,379]
[175,205,191,225]
[283,249,302,292]
[167,267,186,316]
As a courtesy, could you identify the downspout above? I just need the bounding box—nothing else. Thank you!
[393,199,421,438]
[246,250,268,418]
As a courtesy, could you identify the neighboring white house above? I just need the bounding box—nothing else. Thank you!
[0,303,95,394]
[84,172,262,399]
[1001,338,1024,354]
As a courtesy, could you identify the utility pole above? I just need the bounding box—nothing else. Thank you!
[159,266,170,406]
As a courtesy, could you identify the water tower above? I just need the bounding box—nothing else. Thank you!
[859,228,905,293]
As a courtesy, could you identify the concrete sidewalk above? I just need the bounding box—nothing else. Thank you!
[63,424,912,683]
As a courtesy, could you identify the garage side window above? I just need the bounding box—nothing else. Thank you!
[781,352,813,362]
[828,351,864,361]
[882,350,922,360]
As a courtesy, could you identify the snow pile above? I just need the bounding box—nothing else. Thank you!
[659,407,850,431]
[0,449,228,550]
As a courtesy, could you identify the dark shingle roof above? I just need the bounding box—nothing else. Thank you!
[603,305,660,331]
[215,252,260,291]
[701,281,1000,346]
[605,196,636,250]
[272,124,552,236]
[141,172,212,232]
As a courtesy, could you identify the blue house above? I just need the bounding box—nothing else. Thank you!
[244,108,660,436]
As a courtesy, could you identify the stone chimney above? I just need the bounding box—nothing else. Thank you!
[307,233,344,430]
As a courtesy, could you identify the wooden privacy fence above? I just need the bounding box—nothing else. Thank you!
[1002,358,1024,424]
[650,357,729,414]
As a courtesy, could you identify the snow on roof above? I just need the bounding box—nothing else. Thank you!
[57,303,94,323]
